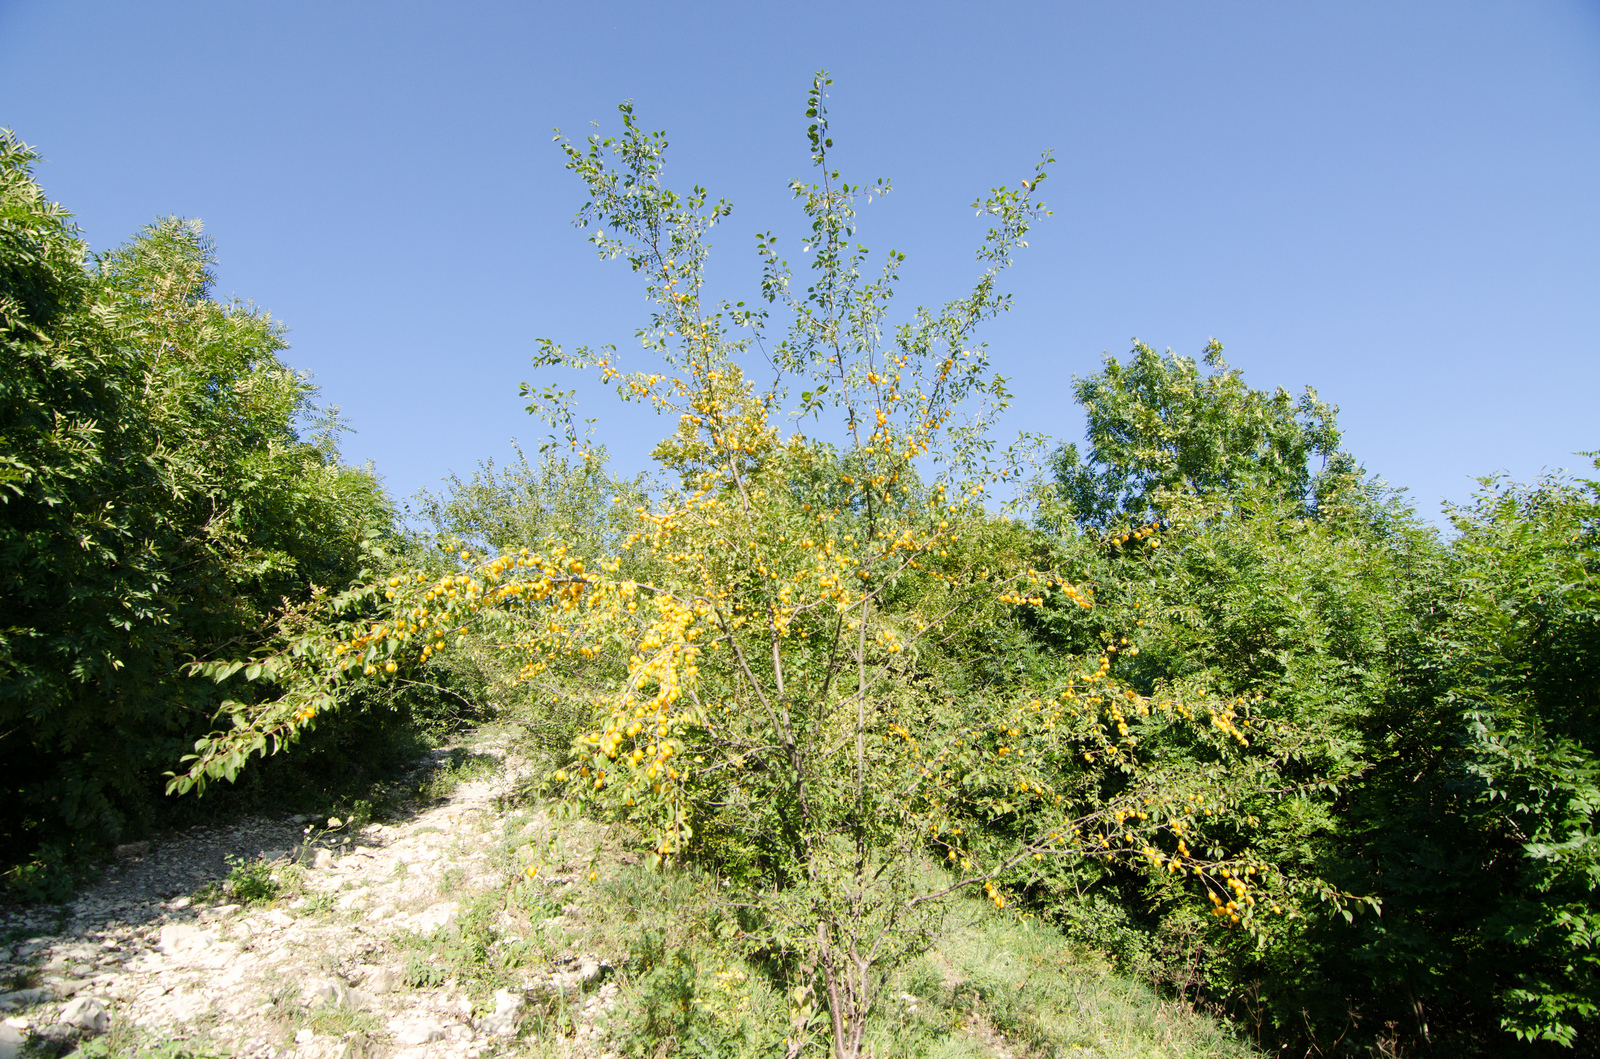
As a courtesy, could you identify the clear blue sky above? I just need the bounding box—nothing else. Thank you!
[3,1,1597,524]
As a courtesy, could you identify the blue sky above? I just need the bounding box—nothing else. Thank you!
[3,1,1597,524]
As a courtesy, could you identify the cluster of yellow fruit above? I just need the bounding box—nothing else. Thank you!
[271,257,1278,921]
[1108,523,1162,551]
[983,878,1006,909]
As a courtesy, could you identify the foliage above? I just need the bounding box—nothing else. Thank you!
[1326,467,1600,1051]
[1032,479,1432,1050]
[0,129,394,893]
[218,852,282,905]
[413,442,650,560]
[411,445,652,755]
[1042,350,1600,1054]
[1050,340,1350,528]
[176,77,1337,1059]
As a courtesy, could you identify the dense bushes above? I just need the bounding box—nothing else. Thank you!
[172,83,1324,1059]
[0,131,395,895]
[1033,345,1599,1055]
[406,352,1600,1056]
[5,78,1595,1058]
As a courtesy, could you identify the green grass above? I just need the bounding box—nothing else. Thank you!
[306,1005,382,1039]
[396,886,540,999]
[512,856,1258,1059]
[419,748,504,801]
[374,793,1258,1059]
[882,916,1257,1058]
[66,1024,232,1059]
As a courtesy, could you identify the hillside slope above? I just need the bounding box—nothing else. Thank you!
[0,730,1256,1059]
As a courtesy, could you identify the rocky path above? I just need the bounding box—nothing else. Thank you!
[0,737,620,1059]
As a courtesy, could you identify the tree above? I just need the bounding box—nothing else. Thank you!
[0,130,392,891]
[1041,336,1599,1053]
[1052,340,1349,528]
[1340,467,1600,1051]
[178,78,1322,1059]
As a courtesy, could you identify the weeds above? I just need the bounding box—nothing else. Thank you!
[403,949,449,989]
[68,1026,231,1059]
[307,1005,382,1038]
[398,890,533,998]
[529,857,1259,1058]
[420,749,502,802]
[224,854,281,905]
[871,916,1258,1059]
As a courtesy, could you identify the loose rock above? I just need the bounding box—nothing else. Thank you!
[0,736,624,1057]
[365,967,398,995]
[157,923,212,955]
[476,988,524,1036]
[59,995,109,1035]
[310,980,370,1010]
[391,1016,447,1045]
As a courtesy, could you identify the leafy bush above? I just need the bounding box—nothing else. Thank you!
[175,77,1331,1059]
[0,129,396,894]
[1039,347,1600,1054]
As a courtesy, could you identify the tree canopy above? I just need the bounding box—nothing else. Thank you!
[0,130,392,893]
[1052,339,1351,527]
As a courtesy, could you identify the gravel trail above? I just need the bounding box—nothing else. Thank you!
[0,738,618,1059]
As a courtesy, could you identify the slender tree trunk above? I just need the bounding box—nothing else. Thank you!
[819,925,878,1059]
[820,922,854,1059]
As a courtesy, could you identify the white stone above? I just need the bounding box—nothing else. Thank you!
[164,990,209,1022]
[295,1027,315,1044]
[0,987,54,1009]
[0,1024,22,1059]
[365,967,398,995]
[59,996,109,1035]
[156,924,213,955]
[312,848,335,870]
[391,1017,447,1046]
[310,980,370,1010]
[412,902,458,933]
[475,988,524,1036]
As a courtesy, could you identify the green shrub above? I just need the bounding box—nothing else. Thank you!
[1039,346,1600,1054]
[0,129,399,894]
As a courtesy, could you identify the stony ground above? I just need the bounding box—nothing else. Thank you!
[0,737,622,1059]
[0,735,1262,1059]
